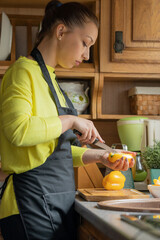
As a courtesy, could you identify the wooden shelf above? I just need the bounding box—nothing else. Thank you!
[56,71,97,78]
[97,114,160,120]
[56,63,95,73]
[0,64,96,77]
[57,72,99,119]
[98,72,160,81]
[0,0,99,8]
[0,12,42,76]
[97,73,160,119]
[78,114,91,119]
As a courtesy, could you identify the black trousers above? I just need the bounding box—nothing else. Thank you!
[0,214,27,240]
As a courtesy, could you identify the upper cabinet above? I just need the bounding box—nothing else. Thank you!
[0,0,100,75]
[100,0,160,73]
[0,0,100,119]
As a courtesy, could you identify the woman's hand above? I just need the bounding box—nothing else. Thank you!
[73,117,104,144]
[82,149,135,172]
[59,115,104,144]
[100,151,135,171]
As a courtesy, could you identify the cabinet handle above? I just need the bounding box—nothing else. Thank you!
[113,31,124,53]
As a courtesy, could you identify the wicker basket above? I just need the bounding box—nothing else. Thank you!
[128,87,160,115]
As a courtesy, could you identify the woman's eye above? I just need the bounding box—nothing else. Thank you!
[83,41,87,47]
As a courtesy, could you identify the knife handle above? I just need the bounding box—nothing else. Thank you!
[73,129,99,144]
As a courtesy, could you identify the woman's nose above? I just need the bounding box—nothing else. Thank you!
[82,48,90,61]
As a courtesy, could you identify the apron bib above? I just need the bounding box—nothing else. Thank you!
[11,48,78,240]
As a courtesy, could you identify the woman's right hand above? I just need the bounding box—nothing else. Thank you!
[59,115,104,144]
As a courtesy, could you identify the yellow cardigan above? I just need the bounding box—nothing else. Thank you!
[0,57,87,219]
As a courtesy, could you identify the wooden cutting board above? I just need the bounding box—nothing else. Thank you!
[78,188,149,202]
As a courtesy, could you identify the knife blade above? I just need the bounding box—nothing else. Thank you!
[73,129,117,153]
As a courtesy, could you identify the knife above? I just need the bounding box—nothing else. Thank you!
[73,129,117,153]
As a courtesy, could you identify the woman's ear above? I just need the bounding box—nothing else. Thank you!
[56,24,66,40]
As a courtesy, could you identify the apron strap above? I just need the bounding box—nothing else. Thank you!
[58,85,75,109]
[30,48,74,111]
[31,48,62,109]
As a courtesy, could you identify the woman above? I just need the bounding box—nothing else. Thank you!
[0,1,135,240]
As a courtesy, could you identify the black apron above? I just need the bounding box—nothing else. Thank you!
[3,48,79,240]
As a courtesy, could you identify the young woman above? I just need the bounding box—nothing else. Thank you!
[0,1,135,239]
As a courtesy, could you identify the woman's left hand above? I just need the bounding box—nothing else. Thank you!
[100,150,135,171]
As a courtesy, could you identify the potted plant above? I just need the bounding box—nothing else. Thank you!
[142,141,160,184]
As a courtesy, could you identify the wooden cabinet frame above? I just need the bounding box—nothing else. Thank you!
[97,72,160,120]
[57,72,99,119]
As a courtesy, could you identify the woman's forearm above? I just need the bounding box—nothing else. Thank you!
[82,149,107,165]
[58,115,75,133]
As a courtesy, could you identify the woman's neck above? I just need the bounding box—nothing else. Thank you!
[37,37,57,68]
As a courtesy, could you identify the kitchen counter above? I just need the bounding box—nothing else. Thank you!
[75,194,159,240]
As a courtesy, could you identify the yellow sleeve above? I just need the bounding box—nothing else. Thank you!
[1,67,62,147]
[71,145,88,167]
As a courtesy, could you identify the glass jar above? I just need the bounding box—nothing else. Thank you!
[134,152,147,182]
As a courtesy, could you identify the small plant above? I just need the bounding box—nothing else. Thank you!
[142,141,160,169]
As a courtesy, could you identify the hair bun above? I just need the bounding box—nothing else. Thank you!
[45,0,62,14]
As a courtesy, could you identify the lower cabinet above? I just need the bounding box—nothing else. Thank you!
[0,231,3,240]
[77,217,111,240]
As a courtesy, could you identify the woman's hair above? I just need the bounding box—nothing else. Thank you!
[35,0,99,47]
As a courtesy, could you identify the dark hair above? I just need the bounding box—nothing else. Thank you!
[35,0,99,47]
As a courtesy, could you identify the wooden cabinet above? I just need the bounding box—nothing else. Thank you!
[0,0,100,119]
[98,0,160,122]
[0,232,3,240]
[1,0,160,138]
[100,0,160,74]
[97,73,160,120]
[77,217,111,240]
[0,0,99,74]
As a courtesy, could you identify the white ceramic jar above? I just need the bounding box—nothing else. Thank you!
[59,81,89,115]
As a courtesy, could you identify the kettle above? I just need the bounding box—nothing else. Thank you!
[142,119,160,149]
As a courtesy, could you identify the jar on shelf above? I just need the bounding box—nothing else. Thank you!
[59,81,89,115]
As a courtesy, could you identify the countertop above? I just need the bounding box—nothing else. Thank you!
[75,194,160,240]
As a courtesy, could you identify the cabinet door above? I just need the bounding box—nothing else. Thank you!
[100,0,160,73]
[77,218,110,240]
[0,229,3,240]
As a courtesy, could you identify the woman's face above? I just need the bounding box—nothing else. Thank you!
[56,21,98,69]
